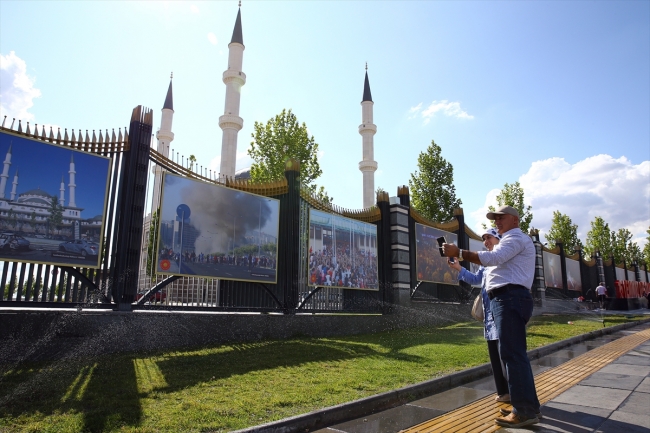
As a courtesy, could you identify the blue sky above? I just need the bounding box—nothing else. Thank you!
[1,1,648,248]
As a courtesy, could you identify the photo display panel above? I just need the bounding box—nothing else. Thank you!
[414,223,459,285]
[543,252,563,289]
[468,238,487,287]
[156,173,280,282]
[0,130,111,268]
[565,258,582,292]
[307,209,379,291]
[615,267,626,282]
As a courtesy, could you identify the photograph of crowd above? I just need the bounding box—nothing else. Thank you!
[565,257,582,292]
[414,223,459,285]
[543,252,563,289]
[307,209,378,291]
[156,173,280,283]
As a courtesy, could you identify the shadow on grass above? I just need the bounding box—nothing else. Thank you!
[0,355,142,433]
[0,322,486,431]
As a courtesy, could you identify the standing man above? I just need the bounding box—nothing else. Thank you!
[596,282,607,310]
[443,205,540,428]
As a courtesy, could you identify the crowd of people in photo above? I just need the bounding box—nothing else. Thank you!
[158,247,275,270]
[415,237,458,284]
[308,241,378,289]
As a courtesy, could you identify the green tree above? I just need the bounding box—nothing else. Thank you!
[30,211,36,233]
[545,211,581,252]
[47,197,64,236]
[642,227,650,266]
[248,109,331,203]
[627,242,642,266]
[584,216,613,259]
[7,209,16,230]
[612,228,633,264]
[484,182,533,233]
[188,154,196,171]
[146,209,160,278]
[409,140,462,222]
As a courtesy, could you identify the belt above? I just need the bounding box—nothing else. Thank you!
[488,284,528,300]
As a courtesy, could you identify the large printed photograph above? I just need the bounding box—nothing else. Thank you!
[565,258,582,292]
[543,252,563,289]
[156,173,280,282]
[0,130,111,268]
[414,223,459,285]
[307,209,378,291]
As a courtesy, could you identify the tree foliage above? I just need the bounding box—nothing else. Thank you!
[584,216,613,259]
[484,181,533,233]
[409,140,462,222]
[48,196,64,235]
[644,227,650,266]
[146,208,160,278]
[248,109,331,203]
[545,211,581,252]
[612,228,633,264]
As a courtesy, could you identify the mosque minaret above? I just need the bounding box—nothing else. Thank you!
[11,171,18,201]
[359,66,378,209]
[152,75,175,209]
[218,4,246,180]
[0,144,11,199]
[60,175,65,206]
[68,153,76,208]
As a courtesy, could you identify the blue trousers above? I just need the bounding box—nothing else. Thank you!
[490,286,540,418]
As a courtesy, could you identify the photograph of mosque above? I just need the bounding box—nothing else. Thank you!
[156,173,280,282]
[0,130,111,268]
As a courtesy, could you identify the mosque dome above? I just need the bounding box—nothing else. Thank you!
[234,167,251,180]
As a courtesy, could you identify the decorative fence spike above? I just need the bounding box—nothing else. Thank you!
[56,128,62,143]
[10,118,15,129]
[17,120,22,133]
[64,129,69,144]
[1,116,6,128]
[25,122,31,135]
[48,126,54,142]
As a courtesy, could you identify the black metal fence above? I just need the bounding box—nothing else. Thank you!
[7,106,640,314]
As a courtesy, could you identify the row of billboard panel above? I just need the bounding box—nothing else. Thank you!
[154,174,380,290]
[1,129,645,291]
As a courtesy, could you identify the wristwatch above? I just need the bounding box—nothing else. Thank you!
[458,250,464,261]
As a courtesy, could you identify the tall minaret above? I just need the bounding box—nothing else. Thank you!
[60,175,65,206]
[152,75,175,209]
[10,170,18,201]
[0,145,12,199]
[359,65,378,208]
[218,3,246,180]
[68,153,76,207]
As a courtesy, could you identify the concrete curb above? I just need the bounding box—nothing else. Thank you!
[231,317,650,433]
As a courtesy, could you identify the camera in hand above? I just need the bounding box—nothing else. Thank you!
[437,236,455,263]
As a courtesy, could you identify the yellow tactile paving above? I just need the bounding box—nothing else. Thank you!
[401,327,650,433]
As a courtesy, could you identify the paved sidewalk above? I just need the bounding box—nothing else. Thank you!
[313,314,650,433]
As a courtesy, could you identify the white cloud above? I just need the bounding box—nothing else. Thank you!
[207,32,218,45]
[471,154,650,248]
[409,100,474,124]
[0,51,41,123]
[190,5,199,14]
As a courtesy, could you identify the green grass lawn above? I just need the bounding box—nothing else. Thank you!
[0,314,643,433]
